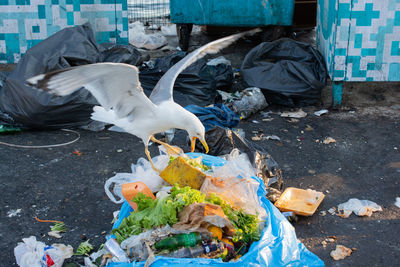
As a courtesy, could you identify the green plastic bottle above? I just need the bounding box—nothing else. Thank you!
[154,232,202,251]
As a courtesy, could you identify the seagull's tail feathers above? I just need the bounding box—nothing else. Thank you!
[91,106,117,125]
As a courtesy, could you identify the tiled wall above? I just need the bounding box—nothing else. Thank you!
[317,0,400,81]
[0,0,128,63]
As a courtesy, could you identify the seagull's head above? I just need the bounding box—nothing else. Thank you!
[185,113,209,154]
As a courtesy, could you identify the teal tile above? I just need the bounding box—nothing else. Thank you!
[38,5,45,19]
[0,0,9,5]
[361,48,376,57]
[388,63,400,81]
[391,41,400,56]
[32,25,40,33]
[67,12,74,25]
[16,0,30,4]
[354,34,362,49]
[367,63,375,70]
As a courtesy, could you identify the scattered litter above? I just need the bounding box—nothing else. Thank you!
[314,109,328,116]
[129,21,167,50]
[395,197,400,208]
[252,120,260,124]
[160,24,177,36]
[319,211,326,216]
[321,240,327,248]
[330,245,352,260]
[305,125,314,131]
[229,87,268,119]
[7,209,21,217]
[328,207,336,215]
[48,222,67,239]
[281,109,307,118]
[260,111,273,118]
[0,124,21,133]
[308,169,316,174]
[73,149,82,156]
[14,236,73,267]
[75,240,94,256]
[262,118,274,122]
[323,137,336,144]
[288,118,299,123]
[274,188,325,216]
[337,198,382,218]
[117,149,123,153]
[252,134,281,141]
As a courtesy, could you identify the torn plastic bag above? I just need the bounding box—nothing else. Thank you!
[0,23,142,129]
[139,53,234,106]
[184,103,240,131]
[241,38,327,107]
[108,153,324,267]
[196,126,283,189]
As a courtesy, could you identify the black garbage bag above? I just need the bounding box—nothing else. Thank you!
[139,53,234,106]
[0,23,142,129]
[195,126,283,190]
[241,38,327,107]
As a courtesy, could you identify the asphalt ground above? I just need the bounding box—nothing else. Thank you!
[1,29,400,266]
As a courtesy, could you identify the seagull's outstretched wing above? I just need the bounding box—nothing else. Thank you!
[149,28,261,104]
[27,62,156,119]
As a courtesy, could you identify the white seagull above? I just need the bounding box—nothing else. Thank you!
[27,28,260,171]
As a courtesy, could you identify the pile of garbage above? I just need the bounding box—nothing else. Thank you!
[84,149,323,266]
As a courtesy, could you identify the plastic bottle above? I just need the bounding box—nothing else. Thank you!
[162,241,221,258]
[154,232,202,251]
[104,238,130,262]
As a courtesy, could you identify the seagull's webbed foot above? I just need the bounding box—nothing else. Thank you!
[145,145,162,173]
[150,135,183,156]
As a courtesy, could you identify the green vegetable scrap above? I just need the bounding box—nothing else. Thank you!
[75,240,94,256]
[50,222,67,232]
[113,185,262,245]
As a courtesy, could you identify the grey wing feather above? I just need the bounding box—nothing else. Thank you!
[149,28,261,104]
[27,62,157,119]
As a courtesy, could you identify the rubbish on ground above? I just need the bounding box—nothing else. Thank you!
[262,118,274,122]
[161,24,177,36]
[75,240,94,256]
[305,125,314,131]
[0,23,141,129]
[320,211,327,216]
[160,157,208,190]
[266,187,282,203]
[252,134,281,141]
[110,153,323,266]
[139,52,234,106]
[252,120,260,123]
[0,125,21,133]
[129,21,167,50]
[185,103,240,132]
[122,182,156,210]
[328,207,336,215]
[323,137,336,144]
[14,236,73,267]
[241,38,327,107]
[73,149,82,156]
[281,109,307,118]
[48,222,67,239]
[330,245,353,260]
[229,87,268,119]
[260,111,273,118]
[337,198,382,218]
[308,169,316,174]
[104,238,130,262]
[158,240,222,258]
[287,118,299,123]
[314,109,329,116]
[207,56,232,66]
[104,153,169,204]
[395,197,400,208]
[7,208,22,217]
[195,127,283,190]
[321,240,327,248]
[274,187,325,216]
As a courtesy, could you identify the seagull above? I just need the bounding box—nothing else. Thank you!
[27,28,260,171]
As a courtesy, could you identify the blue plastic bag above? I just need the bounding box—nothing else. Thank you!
[109,154,324,267]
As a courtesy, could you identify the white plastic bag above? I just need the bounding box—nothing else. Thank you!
[14,236,73,267]
[104,154,170,203]
[129,21,167,50]
[337,198,382,218]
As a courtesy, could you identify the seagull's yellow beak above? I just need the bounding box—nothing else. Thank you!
[191,137,209,153]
